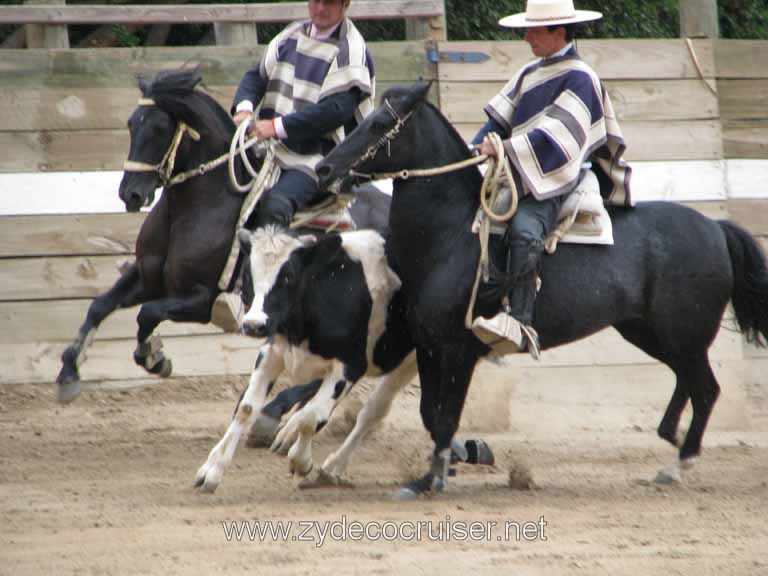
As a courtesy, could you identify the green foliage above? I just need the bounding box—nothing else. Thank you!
[719,0,768,39]
[110,24,143,47]
[1,0,766,47]
[445,0,681,40]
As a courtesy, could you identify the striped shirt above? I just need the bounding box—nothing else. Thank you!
[259,18,375,180]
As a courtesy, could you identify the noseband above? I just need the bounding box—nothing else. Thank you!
[122,98,201,188]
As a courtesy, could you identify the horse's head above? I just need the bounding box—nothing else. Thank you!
[317,82,432,192]
[119,68,234,212]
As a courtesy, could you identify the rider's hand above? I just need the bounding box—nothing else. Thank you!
[479,135,498,158]
[233,110,254,133]
[251,119,277,141]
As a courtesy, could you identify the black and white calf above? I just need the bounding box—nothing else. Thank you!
[195,226,416,492]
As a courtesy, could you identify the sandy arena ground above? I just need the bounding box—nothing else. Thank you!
[1,371,766,575]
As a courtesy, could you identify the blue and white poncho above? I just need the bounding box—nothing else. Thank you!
[258,18,375,180]
[485,47,632,206]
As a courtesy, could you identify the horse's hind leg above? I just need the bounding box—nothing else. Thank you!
[615,319,689,446]
[134,285,212,377]
[56,264,145,403]
[656,354,720,484]
[678,354,720,461]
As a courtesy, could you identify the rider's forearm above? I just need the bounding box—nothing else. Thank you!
[231,67,268,116]
[280,90,360,142]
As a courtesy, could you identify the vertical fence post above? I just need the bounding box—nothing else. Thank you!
[214,22,258,46]
[24,0,69,48]
[679,0,719,38]
[405,0,447,41]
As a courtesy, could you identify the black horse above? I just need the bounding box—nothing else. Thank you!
[55,68,389,404]
[317,82,768,495]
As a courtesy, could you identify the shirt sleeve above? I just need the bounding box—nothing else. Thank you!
[231,65,269,116]
[280,89,361,142]
[471,117,508,145]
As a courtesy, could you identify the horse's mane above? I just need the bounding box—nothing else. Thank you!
[138,68,235,142]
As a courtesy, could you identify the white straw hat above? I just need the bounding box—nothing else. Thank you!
[499,0,602,28]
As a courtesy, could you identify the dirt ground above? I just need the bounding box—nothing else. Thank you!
[1,373,766,576]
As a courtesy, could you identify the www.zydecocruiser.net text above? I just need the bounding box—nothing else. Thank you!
[222,515,548,546]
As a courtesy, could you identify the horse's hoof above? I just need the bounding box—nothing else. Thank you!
[245,414,280,449]
[395,486,420,500]
[157,358,173,378]
[56,379,81,404]
[654,466,682,485]
[396,473,434,500]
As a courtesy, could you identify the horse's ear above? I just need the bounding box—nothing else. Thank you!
[137,74,151,98]
[238,229,252,255]
[406,81,433,107]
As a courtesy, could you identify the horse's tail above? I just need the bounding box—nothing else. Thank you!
[720,220,768,346]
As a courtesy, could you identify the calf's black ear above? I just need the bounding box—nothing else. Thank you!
[238,229,252,255]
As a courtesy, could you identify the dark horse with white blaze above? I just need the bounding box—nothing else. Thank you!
[55,68,389,404]
[317,82,768,495]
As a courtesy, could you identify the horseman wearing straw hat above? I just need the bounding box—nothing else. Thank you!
[471,0,633,358]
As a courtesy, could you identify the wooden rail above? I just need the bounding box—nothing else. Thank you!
[0,1,446,25]
[1,1,447,47]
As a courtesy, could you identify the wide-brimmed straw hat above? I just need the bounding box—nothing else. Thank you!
[499,0,602,28]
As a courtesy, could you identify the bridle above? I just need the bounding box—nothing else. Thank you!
[348,99,416,181]
[121,97,270,191]
[121,98,202,188]
[348,98,487,182]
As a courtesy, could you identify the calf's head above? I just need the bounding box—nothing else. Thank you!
[238,225,316,338]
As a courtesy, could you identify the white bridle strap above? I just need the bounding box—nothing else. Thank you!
[122,111,201,183]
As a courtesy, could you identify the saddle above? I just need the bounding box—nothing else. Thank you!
[486,169,614,250]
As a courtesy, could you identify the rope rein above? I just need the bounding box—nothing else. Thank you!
[341,99,521,329]
[120,98,350,235]
[121,97,267,190]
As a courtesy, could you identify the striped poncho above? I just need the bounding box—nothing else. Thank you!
[485,48,632,206]
[258,18,375,180]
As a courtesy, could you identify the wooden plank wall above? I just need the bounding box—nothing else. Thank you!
[1,39,767,387]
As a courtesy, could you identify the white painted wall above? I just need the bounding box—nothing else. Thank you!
[1,159,766,216]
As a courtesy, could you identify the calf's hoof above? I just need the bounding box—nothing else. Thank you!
[246,414,281,448]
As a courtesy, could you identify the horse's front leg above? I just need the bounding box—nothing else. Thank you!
[57,263,146,403]
[272,364,352,477]
[133,284,213,377]
[194,340,286,493]
[401,342,479,498]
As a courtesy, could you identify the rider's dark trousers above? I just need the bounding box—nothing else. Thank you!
[504,192,568,325]
[251,169,328,228]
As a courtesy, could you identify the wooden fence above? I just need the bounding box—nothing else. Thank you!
[1,0,447,47]
[1,37,768,393]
